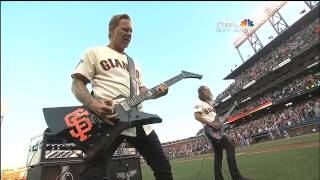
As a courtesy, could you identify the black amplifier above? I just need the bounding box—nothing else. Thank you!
[26,155,142,180]
[26,129,138,168]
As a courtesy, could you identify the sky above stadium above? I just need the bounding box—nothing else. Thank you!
[1,1,311,169]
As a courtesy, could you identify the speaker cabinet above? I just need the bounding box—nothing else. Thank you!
[26,156,141,180]
[107,156,142,180]
[26,161,82,180]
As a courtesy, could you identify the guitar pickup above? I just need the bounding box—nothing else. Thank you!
[120,101,131,112]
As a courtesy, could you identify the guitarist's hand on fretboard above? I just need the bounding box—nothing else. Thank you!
[156,83,169,95]
[149,83,169,99]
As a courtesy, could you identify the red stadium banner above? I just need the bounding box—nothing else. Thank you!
[226,101,273,124]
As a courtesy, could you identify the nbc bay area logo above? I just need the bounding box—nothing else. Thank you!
[216,18,254,33]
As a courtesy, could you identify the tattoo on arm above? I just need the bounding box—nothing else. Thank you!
[71,78,95,107]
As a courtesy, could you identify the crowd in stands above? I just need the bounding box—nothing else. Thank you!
[225,97,320,147]
[216,18,319,102]
[161,70,320,158]
[272,73,320,100]
[230,72,320,117]
[162,97,320,159]
[160,18,320,161]
[162,137,212,159]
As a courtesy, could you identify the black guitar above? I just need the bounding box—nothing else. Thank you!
[209,101,238,140]
[43,71,202,161]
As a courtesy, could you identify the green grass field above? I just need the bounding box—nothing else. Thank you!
[142,133,320,180]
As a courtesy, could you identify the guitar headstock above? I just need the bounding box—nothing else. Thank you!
[181,71,203,79]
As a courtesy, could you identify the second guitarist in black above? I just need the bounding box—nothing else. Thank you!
[194,86,252,180]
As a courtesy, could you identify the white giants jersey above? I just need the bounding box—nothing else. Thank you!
[72,46,153,137]
[194,100,217,124]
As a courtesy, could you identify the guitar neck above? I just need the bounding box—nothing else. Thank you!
[220,103,236,124]
[125,74,184,108]
[225,104,236,117]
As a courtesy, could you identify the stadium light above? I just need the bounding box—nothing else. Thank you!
[233,1,288,48]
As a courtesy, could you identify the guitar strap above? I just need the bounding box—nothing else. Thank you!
[206,100,223,123]
[126,54,137,98]
[206,100,216,110]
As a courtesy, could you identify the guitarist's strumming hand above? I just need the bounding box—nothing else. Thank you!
[88,99,118,126]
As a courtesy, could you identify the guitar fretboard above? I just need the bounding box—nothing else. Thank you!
[126,74,184,108]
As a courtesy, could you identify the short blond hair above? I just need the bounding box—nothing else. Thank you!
[108,14,131,40]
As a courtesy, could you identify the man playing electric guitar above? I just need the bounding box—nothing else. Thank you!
[71,14,173,180]
[194,86,252,180]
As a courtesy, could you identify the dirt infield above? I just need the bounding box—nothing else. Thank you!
[237,141,320,156]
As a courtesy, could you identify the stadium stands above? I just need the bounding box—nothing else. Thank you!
[161,96,319,159]
[162,136,212,160]
[161,6,320,160]
[226,97,320,146]
[230,69,320,117]
[216,18,319,103]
